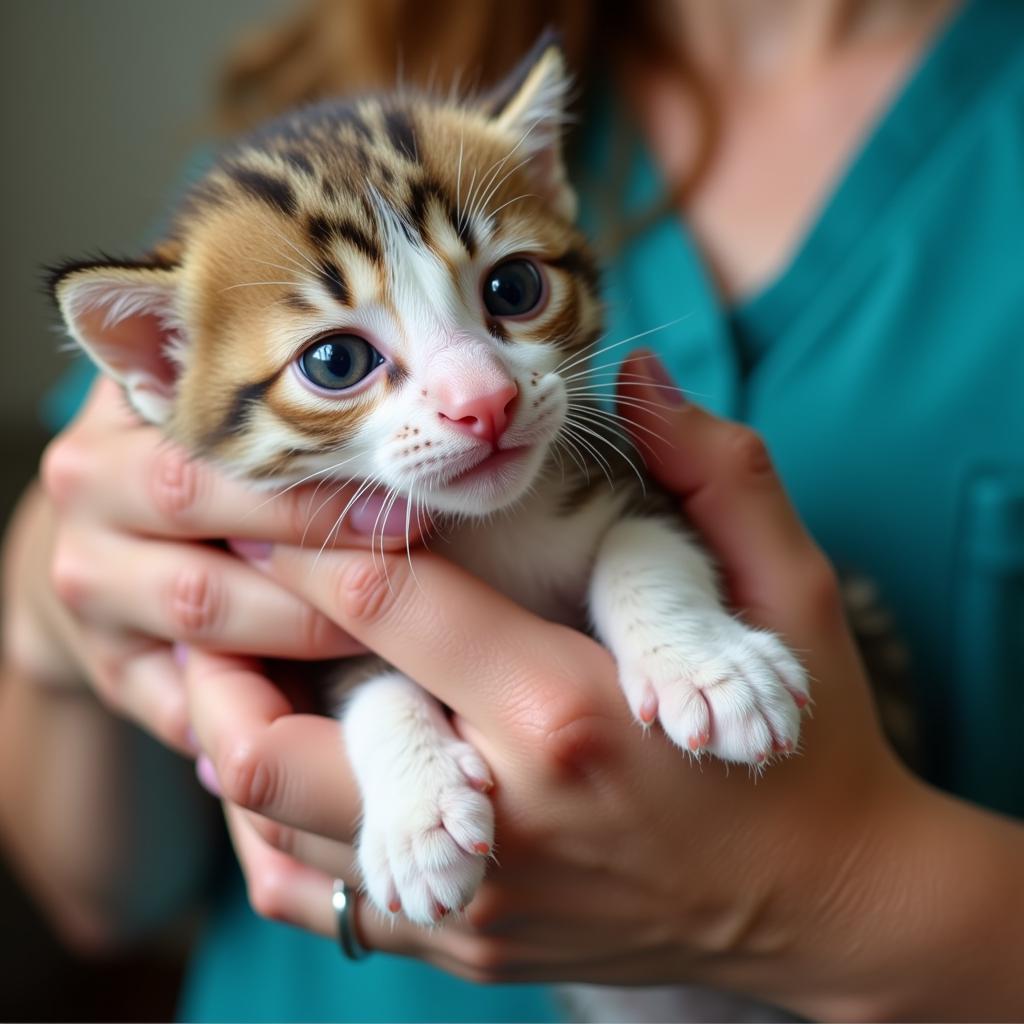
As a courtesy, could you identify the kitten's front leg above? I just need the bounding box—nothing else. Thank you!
[590,517,809,764]
[337,671,494,924]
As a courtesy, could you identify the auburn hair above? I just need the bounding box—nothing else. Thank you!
[216,0,673,130]
[216,1,711,252]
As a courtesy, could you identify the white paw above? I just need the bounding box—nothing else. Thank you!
[618,614,810,764]
[356,738,495,925]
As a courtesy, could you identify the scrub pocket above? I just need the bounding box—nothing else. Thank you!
[952,468,1024,816]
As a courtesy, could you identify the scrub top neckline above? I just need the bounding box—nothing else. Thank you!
[616,0,1024,364]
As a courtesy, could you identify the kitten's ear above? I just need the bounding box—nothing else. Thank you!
[49,260,186,425]
[487,32,576,221]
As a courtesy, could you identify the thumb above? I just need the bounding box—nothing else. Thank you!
[617,350,837,632]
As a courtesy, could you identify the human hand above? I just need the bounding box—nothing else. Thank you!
[31,376,424,753]
[184,351,922,1015]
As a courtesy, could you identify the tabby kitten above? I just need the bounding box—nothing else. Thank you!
[50,42,808,927]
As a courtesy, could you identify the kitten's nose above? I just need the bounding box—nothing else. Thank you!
[437,383,519,445]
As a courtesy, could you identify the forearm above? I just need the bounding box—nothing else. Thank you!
[758,773,1024,1021]
[0,485,218,950]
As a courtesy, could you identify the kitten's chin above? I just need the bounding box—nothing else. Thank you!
[420,444,548,516]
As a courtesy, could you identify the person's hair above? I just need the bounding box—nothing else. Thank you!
[217,0,708,253]
[218,0,664,130]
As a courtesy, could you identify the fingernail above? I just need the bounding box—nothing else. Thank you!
[172,642,189,669]
[196,754,222,797]
[637,350,686,406]
[347,492,410,537]
[228,538,273,561]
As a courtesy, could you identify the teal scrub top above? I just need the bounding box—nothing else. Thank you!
[48,1,1023,1018]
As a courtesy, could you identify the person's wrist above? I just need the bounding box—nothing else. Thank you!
[705,759,929,1020]
[776,770,975,1022]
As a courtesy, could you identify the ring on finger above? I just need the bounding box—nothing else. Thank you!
[332,878,370,961]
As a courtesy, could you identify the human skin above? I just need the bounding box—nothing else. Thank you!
[0,376,416,945]
[4,0,1022,1014]
[184,352,1024,1020]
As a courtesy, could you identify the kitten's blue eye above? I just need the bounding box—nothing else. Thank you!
[483,259,544,318]
[299,334,381,390]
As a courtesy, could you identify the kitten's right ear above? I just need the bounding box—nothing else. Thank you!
[48,259,185,425]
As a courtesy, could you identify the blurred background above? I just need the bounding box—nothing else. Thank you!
[1,2,287,1018]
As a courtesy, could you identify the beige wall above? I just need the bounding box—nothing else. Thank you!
[0,0,290,434]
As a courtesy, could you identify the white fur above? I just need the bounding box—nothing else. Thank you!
[336,487,808,927]
[57,59,810,1017]
[339,671,493,922]
[590,517,808,762]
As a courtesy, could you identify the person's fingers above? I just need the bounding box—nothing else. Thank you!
[618,351,841,634]
[43,415,425,552]
[55,526,361,659]
[245,811,358,879]
[225,804,468,963]
[80,633,194,754]
[234,543,622,737]
[184,649,361,840]
[224,801,339,939]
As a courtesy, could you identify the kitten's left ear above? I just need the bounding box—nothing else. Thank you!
[49,259,186,425]
[488,33,576,221]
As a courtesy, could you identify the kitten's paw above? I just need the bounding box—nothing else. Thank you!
[619,616,809,765]
[356,739,494,926]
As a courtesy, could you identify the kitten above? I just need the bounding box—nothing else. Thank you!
[50,39,808,939]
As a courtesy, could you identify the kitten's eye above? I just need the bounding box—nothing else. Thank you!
[483,258,544,318]
[299,334,381,390]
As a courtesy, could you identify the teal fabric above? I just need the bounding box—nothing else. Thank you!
[581,0,1024,814]
[177,866,560,1023]
[47,1,1023,1017]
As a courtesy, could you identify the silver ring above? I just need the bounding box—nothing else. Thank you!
[332,879,370,960]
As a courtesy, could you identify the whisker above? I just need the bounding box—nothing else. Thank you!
[241,448,368,520]
[564,386,677,412]
[467,113,542,224]
[475,151,537,223]
[262,221,327,278]
[312,473,382,571]
[554,317,690,378]
[487,192,539,219]
[553,433,590,480]
[455,129,465,229]
[560,366,705,399]
[404,482,421,589]
[241,255,319,288]
[560,422,615,487]
[565,415,647,490]
[369,484,398,576]
[219,281,297,293]
[302,473,362,549]
[569,403,663,460]
[568,402,669,450]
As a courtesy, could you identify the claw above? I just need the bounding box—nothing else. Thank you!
[638,685,658,725]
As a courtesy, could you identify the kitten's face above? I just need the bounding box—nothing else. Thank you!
[52,44,600,517]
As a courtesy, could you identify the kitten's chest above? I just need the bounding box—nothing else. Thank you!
[433,483,629,628]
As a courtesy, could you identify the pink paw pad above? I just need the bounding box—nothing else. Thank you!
[472,841,491,856]
[688,730,710,752]
[387,898,402,914]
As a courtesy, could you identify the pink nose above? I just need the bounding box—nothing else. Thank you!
[438,383,518,445]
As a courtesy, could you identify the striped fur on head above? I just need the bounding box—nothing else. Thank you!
[50,42,605,516]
